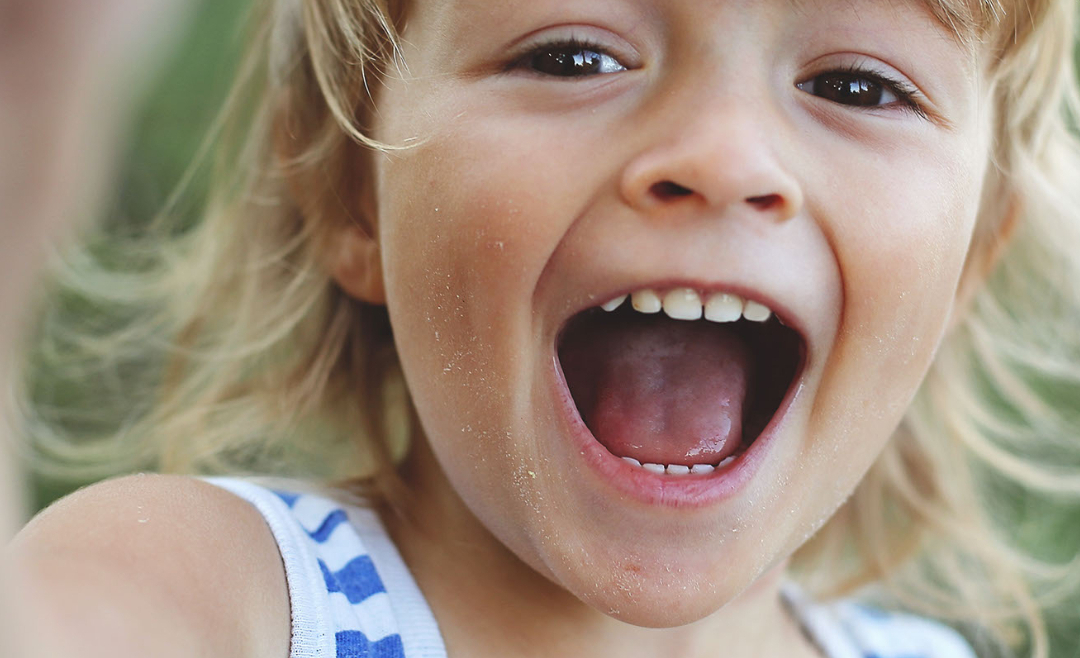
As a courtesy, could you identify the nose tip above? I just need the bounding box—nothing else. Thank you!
[621,121,803,223]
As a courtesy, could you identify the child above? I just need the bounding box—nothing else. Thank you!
[6,0,1080,656]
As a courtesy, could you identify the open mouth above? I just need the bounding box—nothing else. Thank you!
[556,288,806,476]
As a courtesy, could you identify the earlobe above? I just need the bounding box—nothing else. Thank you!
[333,225,387,305]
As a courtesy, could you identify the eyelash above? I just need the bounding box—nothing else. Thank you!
[809,64,928,119]
[506,37,627,77]
[509,40,928,119]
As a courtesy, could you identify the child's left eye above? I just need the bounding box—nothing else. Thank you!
[796,68,924,116]
[513,40,627,77]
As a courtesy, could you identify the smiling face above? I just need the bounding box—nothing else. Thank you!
[360,0,992,628]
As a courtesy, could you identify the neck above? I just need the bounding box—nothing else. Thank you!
[381,435,821,658]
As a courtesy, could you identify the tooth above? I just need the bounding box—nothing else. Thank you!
[704,293,743,322]
[666,464,690,475]
[661,288,702,321]
[690,464,715,475]
[642,462,665,474]
[601,295,627,312]
[717,455,736,468]
[622,456,641,467]
[631,289,662,314]
[742,300,772,322]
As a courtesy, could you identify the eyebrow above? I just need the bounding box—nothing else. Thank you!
[785,0,985,44]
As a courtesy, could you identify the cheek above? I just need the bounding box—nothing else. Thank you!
[372,103,605,495]
[378,109,588,308]
[810,144,983,464]
[374,88,623,398]
[376,141,534,447]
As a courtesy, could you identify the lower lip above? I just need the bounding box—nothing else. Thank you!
[549,353,803,509]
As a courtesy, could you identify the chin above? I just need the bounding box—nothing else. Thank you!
[580,580,739,628]
[546,546,771,629]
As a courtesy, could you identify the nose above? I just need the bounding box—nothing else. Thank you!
[619,104,803,223]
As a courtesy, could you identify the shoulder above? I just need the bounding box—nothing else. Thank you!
[9,474,290,658]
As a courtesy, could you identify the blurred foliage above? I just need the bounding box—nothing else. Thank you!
[108,0,252,236]
[30,0,252,510]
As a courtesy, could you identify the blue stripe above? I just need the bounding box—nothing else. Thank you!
[309,509,349,543]
[335,631,405,658]
[273,490,300,508]
[319,556,386,603]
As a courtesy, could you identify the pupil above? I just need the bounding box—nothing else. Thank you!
[533,48,602,76]
[818,73,883,106]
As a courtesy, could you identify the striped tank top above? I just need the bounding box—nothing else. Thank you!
[205,477,977,658]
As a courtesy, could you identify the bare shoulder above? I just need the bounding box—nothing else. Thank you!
[8,474,290,658]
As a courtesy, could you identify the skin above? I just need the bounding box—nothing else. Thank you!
[337,0,995,656]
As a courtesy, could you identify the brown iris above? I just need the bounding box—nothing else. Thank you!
[813,73,886,106]
[530,47,605,77]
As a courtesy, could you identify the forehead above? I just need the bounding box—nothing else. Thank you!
[406,0,987,76]
[411,0,990,45]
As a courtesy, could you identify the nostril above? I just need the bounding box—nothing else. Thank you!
[747,194,783,212]
[650,181,694,201]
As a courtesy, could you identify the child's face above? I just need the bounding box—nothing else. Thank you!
[365,0,990,626]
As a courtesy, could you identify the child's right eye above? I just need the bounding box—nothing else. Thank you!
[512,39,628,78]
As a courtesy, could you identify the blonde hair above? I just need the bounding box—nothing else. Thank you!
[15,0,1080,655]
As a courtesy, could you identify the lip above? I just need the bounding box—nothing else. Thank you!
[548,292,808,509]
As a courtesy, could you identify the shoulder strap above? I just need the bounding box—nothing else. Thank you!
[204,477,422,658]
[782,582,977,658]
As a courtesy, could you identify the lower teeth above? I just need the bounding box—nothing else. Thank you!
[621,453,739,475]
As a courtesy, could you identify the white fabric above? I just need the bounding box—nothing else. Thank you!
[783,581,978,658]
[205,477,337,658]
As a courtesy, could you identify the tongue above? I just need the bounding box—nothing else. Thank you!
[560,313,753,465]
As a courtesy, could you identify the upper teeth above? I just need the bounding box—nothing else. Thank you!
[606,287,772,323]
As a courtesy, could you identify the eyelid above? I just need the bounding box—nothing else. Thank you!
[798,55,933,120]
[835,65,927,117]
[503,26,642,73]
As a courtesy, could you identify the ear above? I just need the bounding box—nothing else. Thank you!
[333,223,387,305]
[270,88,387,305]
[330,144,386,306]
[949,191,1020,329]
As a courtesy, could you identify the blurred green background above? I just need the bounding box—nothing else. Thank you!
[28,0,252,511]
[107,0,251,238]
[23,1,1080,655]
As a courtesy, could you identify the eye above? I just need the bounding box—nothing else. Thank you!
[796,68,922,115]
[514,39,627,78]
